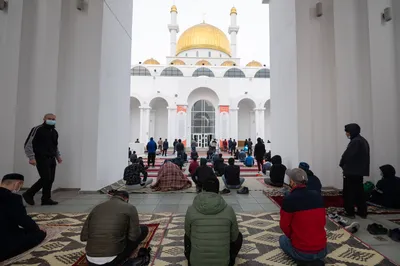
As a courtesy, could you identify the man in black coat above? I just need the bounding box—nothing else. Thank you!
[340,123,370,219]
[254,138,266,173]
[0,174,46,262]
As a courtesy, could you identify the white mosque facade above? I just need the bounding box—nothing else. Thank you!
[130,6,271,148]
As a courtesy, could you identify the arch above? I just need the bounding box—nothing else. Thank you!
[192,67,215,77]
[233,95,258,108]
[238,98,257,109]
[149,97,169,141]
[221,60,235,66]
[171,59,185,65]
[195,60,211,66]
[130,93,143,106]
[130,97,141,143]
[246,60,262,67]
[160,66,184,77]
[143,58,160,65]
[238,98,256,143]
[224,68,246,78]
[187,87,220,109]
[191,100,216,147]
[148,94,174,108]
[131,66,151,76]
[254,68,270,78]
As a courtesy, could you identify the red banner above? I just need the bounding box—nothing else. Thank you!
[177,105,187,113]
[219,105,229,113]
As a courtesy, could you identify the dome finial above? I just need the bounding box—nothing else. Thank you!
[230,6,237,15]
[170,5,177,13]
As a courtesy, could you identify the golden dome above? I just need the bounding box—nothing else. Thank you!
[176,23,231,56]
[221,60,236,66]
[170,5,177,13]
[196,60,211,66]
[230,7,237,15]
[171,59,185,65]
[246,60,262,67]
[143,58,160,65]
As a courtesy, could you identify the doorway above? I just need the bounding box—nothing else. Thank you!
[191,100,215,147]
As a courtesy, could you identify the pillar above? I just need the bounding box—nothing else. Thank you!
[229,7,239,58]
[168,5,179,56]
[176,105,188,147]
[219,106,230,146]
[230,108,239,142]
[167,107,177,146]
[254,108,265,141]
[140,107,151,144]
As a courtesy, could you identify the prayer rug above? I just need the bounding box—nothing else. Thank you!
[152,212,397,266]
[269,195,344,208]
[72,224,159,266]
[389,219,400,226]
[327,206,400,215]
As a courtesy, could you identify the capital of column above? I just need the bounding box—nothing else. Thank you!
[254,108,266,111]
[168,24,179,33]
[230,108,239,111]
[139,106,151,110]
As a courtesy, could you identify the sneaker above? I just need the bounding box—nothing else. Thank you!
[220,188,231,195]
[336,217,349,227]
[345,222,360,234]
[237,187,249,195]
[341,212,356,219]
[23,192,35,206]
[41,199,59,206]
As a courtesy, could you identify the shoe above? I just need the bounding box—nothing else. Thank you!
[388,228,400,242]
[367,223,388,235]
[220,188,231,195]
[356,212,368,219]
[196,186,202,193]
[237,187,249,195]
[23,192,35,206]
[336,217,349,227]
[345,222,360,234]
[341,212,355,219]
[41,199,59,206]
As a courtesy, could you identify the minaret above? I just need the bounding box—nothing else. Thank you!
[168,5,179,56]
[228,7,239,58]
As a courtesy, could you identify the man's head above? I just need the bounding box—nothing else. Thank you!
[193,157,198,162]
[298,162,310,171]
[200,158,207,166]
[249,138,251,141]
[111,190,129,202]
[43,113,56,126]
[219,153,223,159]
[160,138,162,140]
[150,137,154,141]
[1,173,24,193]
[286,168,308,188]
[165,139,167,141]
[257,137,262,143]
[344,123,361,139]
[228,157,235,166]
[178,139,182,143]
[202,178,220,194]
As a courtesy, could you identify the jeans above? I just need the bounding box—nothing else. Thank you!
[184,233,243,266]
[25,156,56,201]
[279,235,327,262]
[222,175,245,189]
[147,153,155,167]
[87,225,149,266]
[125,178,153,190]
[0,229,46,261]
[343,176,367,216]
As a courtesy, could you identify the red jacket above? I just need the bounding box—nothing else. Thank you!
[189,161,199,175]
[280,185,326,253]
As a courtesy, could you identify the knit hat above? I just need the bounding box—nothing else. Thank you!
[298,162,310,171]
[2,173,24,182]
[286,168,308,184]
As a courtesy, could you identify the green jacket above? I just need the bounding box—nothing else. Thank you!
[80,196,141,257]
[185,192,240,266]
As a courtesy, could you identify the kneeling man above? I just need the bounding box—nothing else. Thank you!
[184,178,242,266]
[279,168,327,264]
[81,191,149,266]
[0,173,46,262]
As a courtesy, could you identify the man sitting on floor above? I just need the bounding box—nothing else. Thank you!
[264,155,287,187]
[369,164,400,209]
[188,157,199,177]
[0,173,46,262]
[193,158,217,192]
[213,154,226,176]
[151,161,192,192]
[184,178,243,266]
[298,162,322,193]
[222,158,245,190]
[123,158,153,190]
[243,153,254,167]
[81,191,149,266]
[279,169,327,265]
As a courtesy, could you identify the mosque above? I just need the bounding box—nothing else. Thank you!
[130,6,271,148]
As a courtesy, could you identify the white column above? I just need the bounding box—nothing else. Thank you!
[230,108,239,141]
[254,108,265,141]
[168,6,179,56]
[140,107,151,144]
[229,8,239,58]
[167,107,176,146]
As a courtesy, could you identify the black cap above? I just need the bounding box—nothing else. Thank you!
[2,173,24,182]
[112,190,129,199]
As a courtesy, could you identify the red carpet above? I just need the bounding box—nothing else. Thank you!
[269,195,344,208]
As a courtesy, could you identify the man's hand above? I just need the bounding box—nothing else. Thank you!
[39,226,47,233]
[57,157,63,164]
[29,159,37,166]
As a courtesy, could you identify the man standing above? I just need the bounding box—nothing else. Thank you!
[232,139,237,155]
[158,138,163,152]
[176,139,185,158]
[146,137,157,167]
[340,123,370,219]
[162,139,169,156]
[248,138,253,156]
[23,113,62,206]
[173,139,178,154]
[228,138,233,155]
[0,173,47,262]
[254,138,266,173]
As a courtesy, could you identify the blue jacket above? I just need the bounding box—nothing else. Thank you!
[146,140,157,153]
[244,156,254,167]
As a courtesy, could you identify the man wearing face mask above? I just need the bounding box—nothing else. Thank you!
[23,113,62,206]
[0,173,47,262]
[339,123,370,219]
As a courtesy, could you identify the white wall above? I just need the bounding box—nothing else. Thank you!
[264,100,271,144]
[130,98,141,142]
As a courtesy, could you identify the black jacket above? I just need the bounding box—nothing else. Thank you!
[270,155,287,185]
[370,165,400,209]
[0,188,41,243]
[224,165,241,186]
[340,123,370,177]
[24,124,60,160]
[176,142,184,153]
[163,141,169,150]
[254,142,266,160]
[194,165,216,186]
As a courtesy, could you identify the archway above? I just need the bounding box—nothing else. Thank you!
[238,98,256,146]
[149,97,168,142]
[130,97,141,143]
[264,100,271,151]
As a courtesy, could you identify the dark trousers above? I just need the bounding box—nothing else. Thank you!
[147,153,155,167]
[26,156,56,201]
[88,225,149,266]
[184,233,243,266]
[343,176,367,216]
[0,229,46,261]
[256,158,263,172]
[162,149,167,156]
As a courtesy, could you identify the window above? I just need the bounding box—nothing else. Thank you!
[254,68,270,78]
[160,67,184,77]
[131,66,151,76]
[224,68,246,78]
[208,51,211,57]
[192,67,215,77]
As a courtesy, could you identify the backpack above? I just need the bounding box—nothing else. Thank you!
[122,247,151,266]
